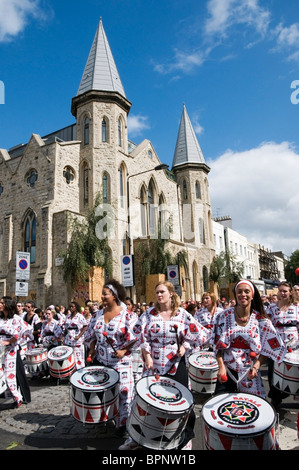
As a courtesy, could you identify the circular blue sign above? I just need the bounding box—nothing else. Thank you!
[19,259,28,270]
[123,256,131,265]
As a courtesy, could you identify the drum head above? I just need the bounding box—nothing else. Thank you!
[189,351,218,369]
[284,349,299,365]
[28,347,47,356]
[70,366,119,391]
[48,346,73,361]
[202,392,276,436]
[136,376,193,413]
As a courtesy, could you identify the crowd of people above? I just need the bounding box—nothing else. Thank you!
[0,278,298,450]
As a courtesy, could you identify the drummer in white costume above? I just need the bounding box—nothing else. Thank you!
[119,280,210,450]
[266,281,299,407]
[213,279,286,398]
[59,301,87,370]
[194,292,223,331]
[88,279,141,439]
[40,307,61,350]
[0,297,32,407]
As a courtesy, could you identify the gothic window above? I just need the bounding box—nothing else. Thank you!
[140,186,147,237]
[198,218,205,244]
[84,117,89,145]
[102,118,108,143]
[183,179,188,200]
[119,164,126,208]
[24,211,36,264]
[63,166,75,184]
[0,182,3,196]
[148,180,157,237]
[83,163,89,207]
[195,181,201,199]
[118,118,122,147]
[148,150,152,159]
[26,169,38,188]
[102,172,110,203]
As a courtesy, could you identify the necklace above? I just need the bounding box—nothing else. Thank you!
[235,306,250,323]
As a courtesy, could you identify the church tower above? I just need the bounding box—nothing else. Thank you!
[71,19,132,214]
[172,104,215,293]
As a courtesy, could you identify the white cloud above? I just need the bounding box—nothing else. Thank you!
[204,0,271,38]
[127,114,150,137]
[208,141,299,256]
[0,0,47,42]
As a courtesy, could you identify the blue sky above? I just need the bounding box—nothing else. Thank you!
[0,0,298,257]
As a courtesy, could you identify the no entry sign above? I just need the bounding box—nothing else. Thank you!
[16,251,30,281]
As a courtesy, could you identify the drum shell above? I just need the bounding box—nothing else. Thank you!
[48,346,75,379]
[188,351,219,394]
[26,348,48,373]
[201,392,277,450]
[127,376,194,450]
[273,351,299,396]
[0,365,7,395]
[70,366,119,424]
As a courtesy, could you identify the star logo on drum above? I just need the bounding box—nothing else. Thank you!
[219,400,259,426]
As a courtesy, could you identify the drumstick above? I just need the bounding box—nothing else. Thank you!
[102,331,117,353]
[173,324,180,350]
[249,351,257,371]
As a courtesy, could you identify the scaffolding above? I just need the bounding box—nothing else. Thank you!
[258,245,279,280]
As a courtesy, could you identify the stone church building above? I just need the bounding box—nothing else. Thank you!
[0,19,215,307]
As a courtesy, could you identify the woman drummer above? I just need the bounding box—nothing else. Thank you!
[0,297,32,407]
[88,279,141,439]
[59,301,87,370]
[266,281,299,407]
[119,280,210,450]
[213,279,286,398]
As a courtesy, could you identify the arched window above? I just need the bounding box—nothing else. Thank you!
[140,186,147,237]
[102,118,108,143]
[83,163,89,207]
[198,218,205,244]
[148,181,156,237]
[118,118,122,147]
[102,172,110,203]
[119,164,126,208]
[195,181,201,199]
[84,117,89,145]
[24,211,36,264]
[183,179,188,200]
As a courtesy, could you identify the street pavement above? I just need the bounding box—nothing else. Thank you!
[0,365,298,452]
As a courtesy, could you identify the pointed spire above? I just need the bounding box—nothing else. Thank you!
[172,104,206,169]
[77,18,126,97]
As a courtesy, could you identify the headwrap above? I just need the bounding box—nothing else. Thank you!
[235,279,255,296]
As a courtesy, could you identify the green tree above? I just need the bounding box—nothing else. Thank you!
[210,250,244,284]
[285,250,299,284]
[61,194,112,288]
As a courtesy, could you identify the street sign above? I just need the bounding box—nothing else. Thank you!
[167,265,179,286]
[16,251,30,281]
[15,281,29,297]
[121,255,134,287]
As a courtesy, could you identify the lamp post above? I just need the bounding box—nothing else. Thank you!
[125,163,169,294]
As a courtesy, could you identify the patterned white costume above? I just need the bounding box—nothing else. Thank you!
[90,306,141,427]
[266,303,299,346]
[213,307,286,397]
[140,307,210,377]
[61,312,87,370]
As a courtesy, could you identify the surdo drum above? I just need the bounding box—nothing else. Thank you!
[188,351,219,394]
[26,347,48,374]
[273,349,299,396]
[127,375,194,450]
[70,366,119,424]
[201,392,277,450]
[0,346,6,395]
[47,346,75,379]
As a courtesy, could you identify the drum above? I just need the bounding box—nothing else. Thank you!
[127,375,194,450]
[201,392,277,450]
[26,347,48,373]
[132,349,143,381]
[48,346,75,379]
[70,366,119,424]
[273,349,299,396]
[188,351,219,394]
